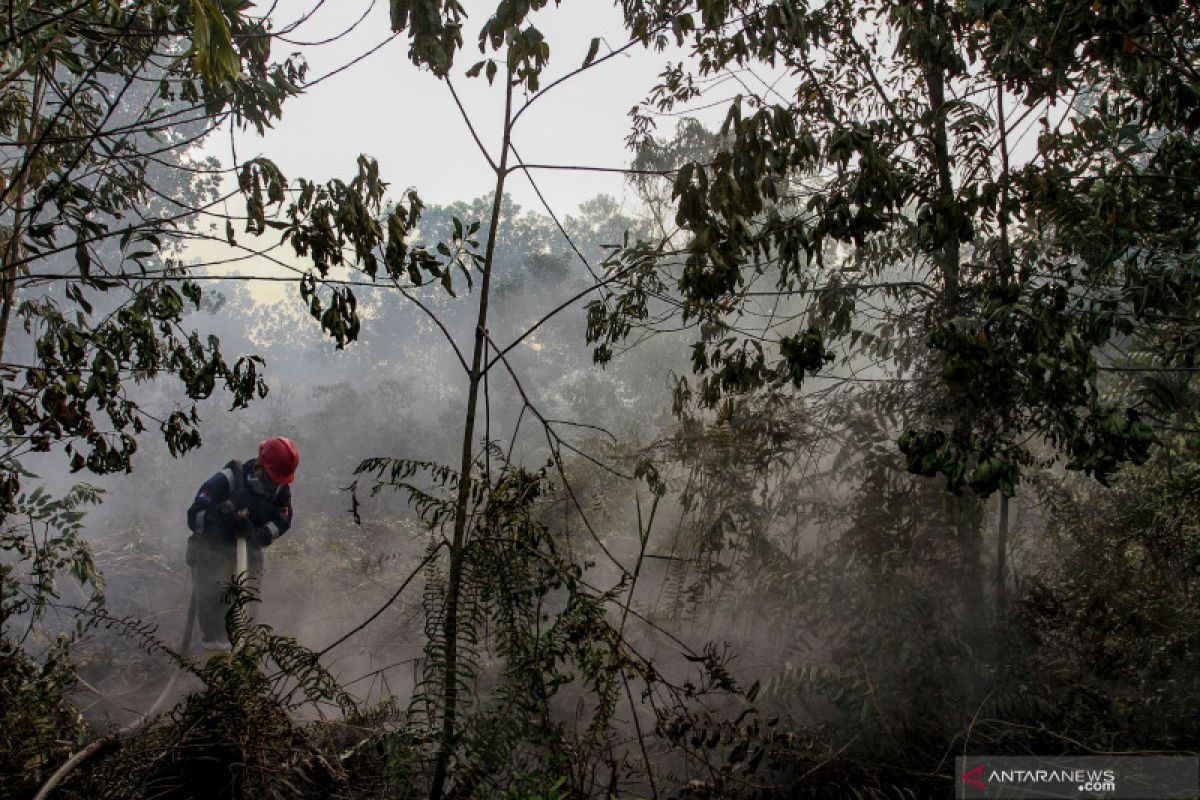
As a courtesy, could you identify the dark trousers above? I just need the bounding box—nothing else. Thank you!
[187,534,264,642]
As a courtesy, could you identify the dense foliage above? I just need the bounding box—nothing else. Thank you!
[1,0,1198,798]
[0,0,305,504]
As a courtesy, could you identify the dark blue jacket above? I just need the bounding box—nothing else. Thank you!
[186,458,293,545]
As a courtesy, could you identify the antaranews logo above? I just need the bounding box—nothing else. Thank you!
[955,755,1197,799]
[960,763,985,790]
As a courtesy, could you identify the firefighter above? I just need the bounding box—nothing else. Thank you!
[185,436,298,649]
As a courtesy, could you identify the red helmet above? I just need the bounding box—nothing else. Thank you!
[258,436,299,485]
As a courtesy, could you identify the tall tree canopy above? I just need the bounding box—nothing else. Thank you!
[592,0,1196,496]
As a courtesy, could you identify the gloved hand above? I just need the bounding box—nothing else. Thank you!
[231,515,254,537]
[215,500,243,521]
[250,525,274,547]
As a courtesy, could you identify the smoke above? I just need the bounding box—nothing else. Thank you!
[13,175,1040,800]
[45,191,695,728]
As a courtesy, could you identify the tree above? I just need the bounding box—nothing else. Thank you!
[222,3,754,795]
[0,0,305,507]
[587,0,1198,611]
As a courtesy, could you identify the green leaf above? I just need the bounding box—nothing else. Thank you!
[74,243,90,276]
[582,37,600,67]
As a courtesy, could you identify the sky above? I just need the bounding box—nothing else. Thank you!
[212,0,697,218]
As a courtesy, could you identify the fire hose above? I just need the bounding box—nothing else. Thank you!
[33,535,250,800]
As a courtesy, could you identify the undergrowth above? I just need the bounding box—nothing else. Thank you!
[7,435,1200,798]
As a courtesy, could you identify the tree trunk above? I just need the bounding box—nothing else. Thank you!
[995,494,1009,614]
[922,0,984,616]
[428,73,514,800]
[0,70,45,362]
[923,0,960,316]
